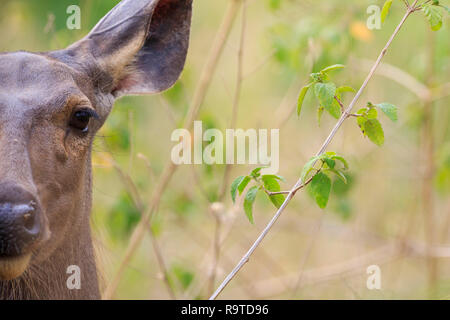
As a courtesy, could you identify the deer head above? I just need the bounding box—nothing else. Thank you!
[0,0,192,283]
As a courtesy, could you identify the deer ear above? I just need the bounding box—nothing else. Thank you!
[70,0,193,98]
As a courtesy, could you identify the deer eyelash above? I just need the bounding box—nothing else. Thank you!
[74,107,100,120]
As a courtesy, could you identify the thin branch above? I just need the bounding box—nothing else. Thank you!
[102,0,242,300]
[209,3,418,300]
[402,0,411,10]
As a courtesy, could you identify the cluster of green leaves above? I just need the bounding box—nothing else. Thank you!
[355,102,398,146]
[297,64,355,123]
[231,167,285,223]
[382,0,449,31]
[301,152,349,209]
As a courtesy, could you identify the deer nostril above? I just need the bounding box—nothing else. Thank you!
[0,202,41,257]
[23,211,35,231]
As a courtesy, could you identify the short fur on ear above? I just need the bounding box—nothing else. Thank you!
[68,0,193,98]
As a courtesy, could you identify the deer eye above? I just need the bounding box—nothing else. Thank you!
[69,109,98,133]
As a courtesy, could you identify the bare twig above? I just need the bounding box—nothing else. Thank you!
[209,2,418,300]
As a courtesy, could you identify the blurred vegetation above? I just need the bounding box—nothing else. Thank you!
[1,0,449,299]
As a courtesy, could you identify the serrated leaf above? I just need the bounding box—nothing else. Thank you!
[381,0,393,23]
[365,119,385,146]
[262,175,285,209]
[238,176,251,195]
[244,186,260,224]
[231,176,245,203]
[423,4,443,31]
[320,64,345,74]
[297,83,312,117]
[366,108,378,119]
[309,172,332,209]
[314,82,340,119]
[376,103,398,122]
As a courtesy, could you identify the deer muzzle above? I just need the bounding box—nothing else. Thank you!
[0,183,43,280]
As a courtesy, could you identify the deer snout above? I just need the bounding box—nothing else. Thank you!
[0,182,43,256]
[0,183,43,280]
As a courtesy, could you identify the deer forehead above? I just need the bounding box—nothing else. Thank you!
[0,52,92,114]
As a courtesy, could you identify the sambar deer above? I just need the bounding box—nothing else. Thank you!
[0,0,192,299]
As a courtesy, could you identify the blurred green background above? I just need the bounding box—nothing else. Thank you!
[1,0,449,299]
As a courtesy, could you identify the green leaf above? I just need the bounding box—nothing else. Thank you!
[357,116,368,136]
[366,108,378,119]
[314,82,340,119]
[376,103,398,122]
[364,119,385,146]
[301,156,320,182]
[309,172,332,209]
[330,155,349,169]
[423,4,443,31]
[262,174,286,182]
[238,176,251,195]
[381,0,393,23]
[244,186,260,224]
[328,168,347,184]
[231,176,245,203]
[323,158,336,169]
[250,167,266,178]
[297,83,312,117]
[262,176,285,209]
[320,64,345,74]
[336,86,356,95]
